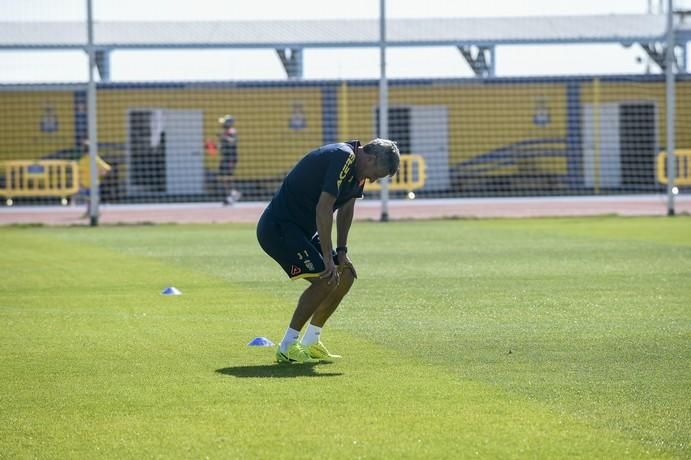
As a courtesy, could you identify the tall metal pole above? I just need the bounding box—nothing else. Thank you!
[379,0,390,222]
[593,78,601,194]
[665,0,676,216]
[87,0,100,226]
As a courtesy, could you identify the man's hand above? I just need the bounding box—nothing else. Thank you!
[336,252,357,278]
[320,257,339,285]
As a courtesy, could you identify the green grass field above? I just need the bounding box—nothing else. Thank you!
[1,217,689,458]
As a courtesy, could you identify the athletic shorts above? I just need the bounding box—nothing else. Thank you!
[256,209,337,280]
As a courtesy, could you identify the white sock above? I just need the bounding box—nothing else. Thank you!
[300,324,322,346]
[279,327,300,353]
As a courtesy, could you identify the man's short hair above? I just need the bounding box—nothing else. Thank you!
[363,138,400,176]
[218,115,234,126]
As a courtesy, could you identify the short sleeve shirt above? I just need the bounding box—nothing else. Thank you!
[266,140,364,236]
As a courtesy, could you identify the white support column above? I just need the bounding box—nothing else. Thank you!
[95,49,111,81]
[680,44,687,72]
[276,48,304,79]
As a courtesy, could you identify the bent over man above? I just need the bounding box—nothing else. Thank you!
[256,139,400,363]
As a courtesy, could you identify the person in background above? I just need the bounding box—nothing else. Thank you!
[218,115,241,205]
[77,140,111,215]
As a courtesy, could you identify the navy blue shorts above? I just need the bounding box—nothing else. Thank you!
[257,210,337,280]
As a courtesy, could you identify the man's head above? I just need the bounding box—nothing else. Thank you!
[356,138,400,183]
[218,115,234,127]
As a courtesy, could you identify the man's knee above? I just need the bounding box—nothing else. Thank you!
[308,271,354,294]
[308,276,339,294]
[337,266,356,290]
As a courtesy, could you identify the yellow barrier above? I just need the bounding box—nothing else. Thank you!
[656,150,691,186]
[0,160,80,205]
[365,154,426,193]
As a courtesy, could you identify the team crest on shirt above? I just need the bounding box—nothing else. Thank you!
[290,265,302,276]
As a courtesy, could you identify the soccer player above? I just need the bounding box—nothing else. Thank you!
[257,139,400,363]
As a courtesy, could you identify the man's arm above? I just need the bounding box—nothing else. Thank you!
[336,197,355,250]
[336,198,358,278]
[316,191,338,284]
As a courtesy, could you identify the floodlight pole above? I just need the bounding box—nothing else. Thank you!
[378,0,390,222]
[86,0,100,226]
[665,0,676,216]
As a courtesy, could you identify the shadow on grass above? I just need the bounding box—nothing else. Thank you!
[215,362,343,378]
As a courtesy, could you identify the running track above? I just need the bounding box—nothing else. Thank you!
[1,195,690,226]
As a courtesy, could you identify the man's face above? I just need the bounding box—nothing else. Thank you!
[359,154,390,183]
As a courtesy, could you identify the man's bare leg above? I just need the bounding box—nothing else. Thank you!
[288,277,336,331]
[299,267,355,359]
[277,277,336,362]
[309,267,355,327]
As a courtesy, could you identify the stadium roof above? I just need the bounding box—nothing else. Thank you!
[0,14,684,50]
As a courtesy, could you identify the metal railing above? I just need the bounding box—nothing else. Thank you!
[656,150,691,186]
[0,160,80,205]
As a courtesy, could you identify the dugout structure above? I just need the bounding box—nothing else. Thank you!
[0,12,689,207]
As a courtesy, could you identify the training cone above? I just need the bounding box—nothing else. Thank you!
[161,286,182,296]
[247,337,275,347]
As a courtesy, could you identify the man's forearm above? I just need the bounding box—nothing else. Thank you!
[316,199,335,256]
[336,201,354,248]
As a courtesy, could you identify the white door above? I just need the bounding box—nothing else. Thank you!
[164,110,204,195]
[410,105,450,192]
[582,103,621,188]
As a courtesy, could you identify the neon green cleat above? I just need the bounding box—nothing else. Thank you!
[276,343,319,364]
[307,341,342,360]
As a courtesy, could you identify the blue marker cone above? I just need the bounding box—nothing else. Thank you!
[247,337,275,347]
[161,286,182,296]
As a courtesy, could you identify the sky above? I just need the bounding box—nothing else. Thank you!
[0,0,686,83]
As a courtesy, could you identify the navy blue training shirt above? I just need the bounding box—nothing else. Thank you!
[266,140,365,236]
